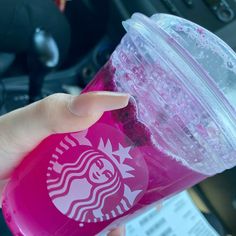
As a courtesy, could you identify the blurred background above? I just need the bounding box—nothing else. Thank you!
[0,0,235,235]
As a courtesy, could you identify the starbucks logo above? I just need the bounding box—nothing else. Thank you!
[46,125,148,223]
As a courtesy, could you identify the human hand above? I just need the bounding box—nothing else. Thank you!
[0,91,163,236]
[108,204,162,236]
[108,227,125,236]
[0,92,127,236]
[0,91,129,235]
[55,0,67,11]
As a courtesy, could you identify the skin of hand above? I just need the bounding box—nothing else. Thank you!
[56,0,67,11]
[0,91,129,236]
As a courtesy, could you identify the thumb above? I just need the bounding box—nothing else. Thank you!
[108,226,125,236]
[0,91,130,179]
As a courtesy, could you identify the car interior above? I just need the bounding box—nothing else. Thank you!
[0,0,235,235]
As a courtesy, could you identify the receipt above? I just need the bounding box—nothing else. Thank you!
[126,191,220,236]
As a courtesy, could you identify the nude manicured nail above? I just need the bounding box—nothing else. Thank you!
[68,91,130,116]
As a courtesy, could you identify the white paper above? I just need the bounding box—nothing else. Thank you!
[126,191,220,236]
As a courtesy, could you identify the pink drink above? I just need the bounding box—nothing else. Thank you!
[2,13,236,235]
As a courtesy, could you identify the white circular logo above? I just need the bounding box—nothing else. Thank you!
[46,125,148,223]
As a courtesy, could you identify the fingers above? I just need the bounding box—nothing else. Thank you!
[108,226,125,236]
[0,179,8,205]
[42,91,130,134]
[106,203,162,236]
[69,91,130,117]
[156,202,163,212]
[58,0,66,11]
[0,92,130,179]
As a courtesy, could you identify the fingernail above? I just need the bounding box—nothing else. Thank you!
[68,91,130,116]
[156,202,163,212]
[107,226,125,236]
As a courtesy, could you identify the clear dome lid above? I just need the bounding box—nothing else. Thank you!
[151,13,236,110]
[111,13,236,175]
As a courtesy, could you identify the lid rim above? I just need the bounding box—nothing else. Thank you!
[123,13,236,150]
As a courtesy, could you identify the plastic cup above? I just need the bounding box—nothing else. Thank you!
[2,13,236,236]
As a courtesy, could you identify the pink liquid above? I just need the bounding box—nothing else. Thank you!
[2,61,207,236]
